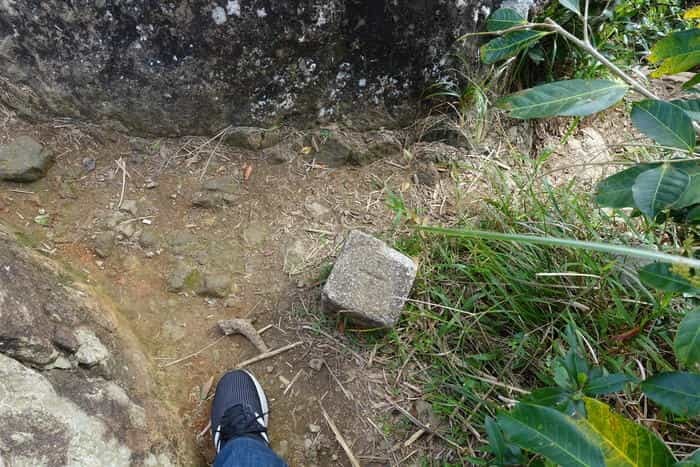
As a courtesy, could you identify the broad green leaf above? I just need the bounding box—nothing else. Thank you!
[642,372,700,417]
[685,204,700,223]
[675,310,700,367]
[683,73,700,90]
[632,163,690,218]
[671,99,700,120]
[686,6,700,20]
[498,403,605,467]
[649,29,700,77]
[485,416,524,465]
[674,161,700,208]
[559,0,580,15]
[498,79,628,119]
[631,100,696,152]
[595,164,660,209]
[652,53,700,78]
[487,8,525,32]
[649,30,700,62]
[481,30,549,64]
[638,263,699,295]
[579,398,676,467]
[676,449,700,466]
[585,373,636,396]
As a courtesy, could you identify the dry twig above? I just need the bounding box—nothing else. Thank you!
[237,341,304,368]
[321,404,361,467]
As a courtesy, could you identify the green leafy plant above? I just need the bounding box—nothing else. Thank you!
[423,9,700,451]
[416,227,700,465]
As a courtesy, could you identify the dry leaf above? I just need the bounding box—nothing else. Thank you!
[243,163,253,181]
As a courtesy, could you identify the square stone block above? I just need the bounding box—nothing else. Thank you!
[321,230,417,328]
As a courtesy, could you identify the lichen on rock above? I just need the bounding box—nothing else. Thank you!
[0,0,506,135]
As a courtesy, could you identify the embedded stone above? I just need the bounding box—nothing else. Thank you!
[321,230,416,328]
[0,136,53,182]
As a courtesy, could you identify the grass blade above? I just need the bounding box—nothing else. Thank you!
[417,226,700,269]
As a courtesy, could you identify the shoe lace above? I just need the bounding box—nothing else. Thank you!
[216,404,268,449]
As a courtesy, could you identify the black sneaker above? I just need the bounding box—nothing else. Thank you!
[211,369,270,452]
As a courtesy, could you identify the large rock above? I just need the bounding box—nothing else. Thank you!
[0,136,53,182]
[0,0,523,135]
[0,224,178,465]
[322,230,417,328]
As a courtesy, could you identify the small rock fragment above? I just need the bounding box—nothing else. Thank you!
[0,136,53,182]
[82,157,96,172]
[74,328,110,367]
[308,424,321,433]
[192,191,236,209]
[93,231,115,258]
[202,176,238,194]
[139,230,158,249]
[197,272,231,298]
[262,143,295,164]
[166,262,200,292]
[52,326,79,353]
[414,161,439,187]
[115,222,135,239]
[119,200,138,216]
[277,440,289,458]
[308,358,323,371]
[305,200,331,220]
[224,127,282,150]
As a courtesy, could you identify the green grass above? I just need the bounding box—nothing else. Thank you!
[383,163,688,462]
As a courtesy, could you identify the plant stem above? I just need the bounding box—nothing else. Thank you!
[583,0,590,44]
[542,18,658,100]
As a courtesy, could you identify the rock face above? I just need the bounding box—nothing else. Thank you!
[0,0,510,135]
[0,136,53,182]
[322,230,417,328]
[0,225,178,465]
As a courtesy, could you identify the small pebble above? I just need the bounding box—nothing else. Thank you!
[277,440,289,458]
[308,424,321,433]
[82,157,96,172]
[308,358,323,371]
[145,179,159,189]
[266,366,274,373]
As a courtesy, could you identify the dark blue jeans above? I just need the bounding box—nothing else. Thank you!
[214,436,287,467]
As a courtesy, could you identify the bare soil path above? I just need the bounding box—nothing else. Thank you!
[0,117,462,465]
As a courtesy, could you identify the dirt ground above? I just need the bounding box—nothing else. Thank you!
[0,106,489,466]
[0,92,640,465]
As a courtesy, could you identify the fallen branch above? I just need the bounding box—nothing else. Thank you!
[218,318,269,353]
[160,335,226,368]
[321,404,361,467]
[237,341,303,368]
[115,157,128,210]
